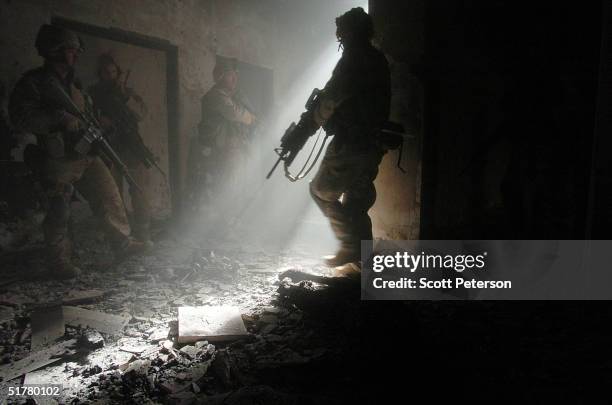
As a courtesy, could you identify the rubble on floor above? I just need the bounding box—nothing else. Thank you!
[178,305,248,343]
[0,226,344,404]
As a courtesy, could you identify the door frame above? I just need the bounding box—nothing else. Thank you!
[52,16,180,217]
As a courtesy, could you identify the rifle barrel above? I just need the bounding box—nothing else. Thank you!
[266,156,283,179]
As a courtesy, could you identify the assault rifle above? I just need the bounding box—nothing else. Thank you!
[45,78,142,192]
[267,88,412,180]
[107,93,168,181]
[266,88,322,180]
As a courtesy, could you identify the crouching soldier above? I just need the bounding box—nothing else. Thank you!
[9,24,147,279]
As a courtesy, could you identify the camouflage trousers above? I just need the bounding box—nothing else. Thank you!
[309,139,384,252]
[42,155,131,268]
[110,152,151,241]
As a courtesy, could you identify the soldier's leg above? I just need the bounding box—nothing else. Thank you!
[41,158,90,278]
[310,145,383,266]
[109,162,125,201]
[128,180,151,241]
[310,146,350,249]
[42,181,75,276]
[342,156,381,245]
[74,156,131,252]
[125,155,151,242]
[310,142,369,261]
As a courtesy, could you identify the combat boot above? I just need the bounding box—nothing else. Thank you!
[332,262,361,278]
[114,239,151,262]
[131,223,154,249]
[323,247,360,267]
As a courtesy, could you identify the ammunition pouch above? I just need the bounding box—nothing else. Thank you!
[376,122,405,151]
[377,131,403,151]
[377,121,408,173]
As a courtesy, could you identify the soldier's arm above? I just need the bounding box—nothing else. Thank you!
[213,92,255,126]
[9,76,66,134]
[124,88,148,122]
[312,56,355,126]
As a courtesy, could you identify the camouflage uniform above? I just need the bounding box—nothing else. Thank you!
[193,84,255,210]
[9,65,131,272]
[309,29,391,261]
[88,80,151,241]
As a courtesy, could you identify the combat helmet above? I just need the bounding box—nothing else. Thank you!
[335,7,374,44]
[35,24,84,57]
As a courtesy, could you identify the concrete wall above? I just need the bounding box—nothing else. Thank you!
[414,1,600,238]
[0,0,363,210]
[369,0,601,240]
[0,0,217,213]
[369,0,425,239]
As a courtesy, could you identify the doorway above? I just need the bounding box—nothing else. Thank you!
[52,16,180,218]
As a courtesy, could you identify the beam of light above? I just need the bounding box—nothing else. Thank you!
[233,42,342,256]
[190,0,372,260]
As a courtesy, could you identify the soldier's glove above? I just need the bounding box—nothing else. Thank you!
[61,112,81,133]
[280,112,319,160]
[294,113,319,144]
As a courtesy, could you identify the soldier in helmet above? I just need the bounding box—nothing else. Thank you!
[88,53,152,244]
[9,24,147,279]
[188,57,256,215]
[301,8,391,274]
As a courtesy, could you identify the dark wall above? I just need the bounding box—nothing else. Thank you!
[589,1,612,238]
[416,1,602,238]
[369,0,424,240]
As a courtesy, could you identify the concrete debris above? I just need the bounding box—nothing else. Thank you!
[0,339,76,381]
[0,292,36,306]
[30,305,65,351]
[0,305,14,324]
[160,379,191,394]
[178,306,248,343]
[78,328,105,350]
[211,349,232,387]
[110,350,135,371]
[62,289,105,305]
[161,339,175,351]
[123,359,150,376]
[63,306,129,335]
[0,236,333,403]
[179,344,200,359]
[120,343,149,354]
[82,364,103,377]
[260,324,277,334]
